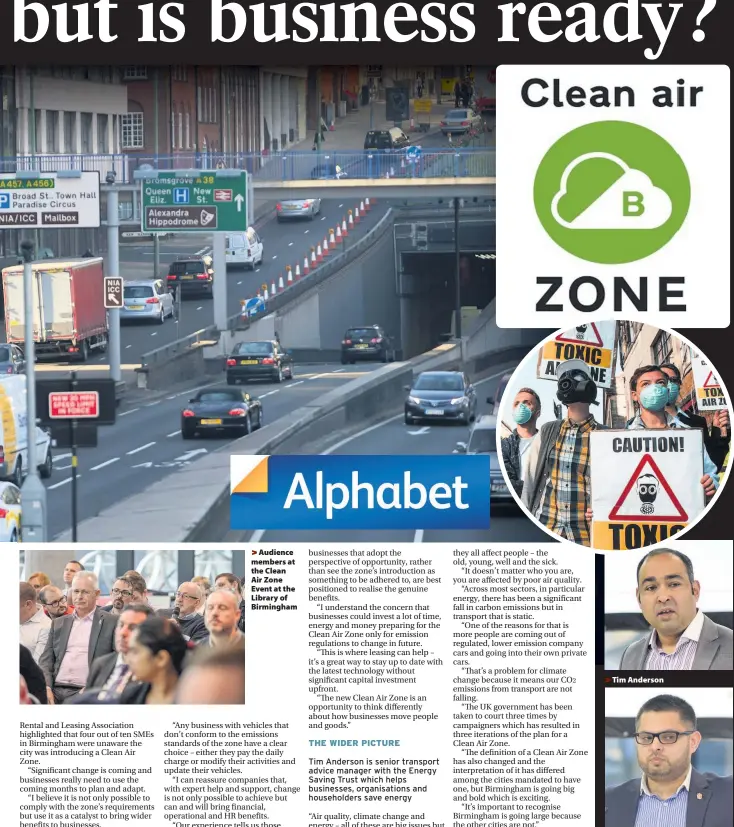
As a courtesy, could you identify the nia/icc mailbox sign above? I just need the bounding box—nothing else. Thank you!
[0,171,100,228]
[141,170,248,233]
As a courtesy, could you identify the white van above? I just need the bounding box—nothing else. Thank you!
[0,376,54,485]
[226,227,264,270]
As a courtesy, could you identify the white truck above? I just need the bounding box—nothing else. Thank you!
[0,375,54,485]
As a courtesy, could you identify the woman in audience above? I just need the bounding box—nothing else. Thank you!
[120,616,188,704]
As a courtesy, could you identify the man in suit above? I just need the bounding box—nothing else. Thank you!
[605,695,732,827]
[619,548,733,671]
[157,581,208,643]
[39,571,116,704]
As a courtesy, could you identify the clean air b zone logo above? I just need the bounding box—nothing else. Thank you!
[533,121,690,264]
[230,455,491,531]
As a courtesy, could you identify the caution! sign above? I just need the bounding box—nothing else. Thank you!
[537,322,615,389]
[691,353,728,411]
[590,429,706,551]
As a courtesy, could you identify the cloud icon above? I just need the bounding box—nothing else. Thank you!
[551,152,673,231]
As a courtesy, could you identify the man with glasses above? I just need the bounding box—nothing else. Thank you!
[38,585,72,619]
[39,571,116,704]
[619,548,733,671]
[605,694,732,827]
[156,581,208,643]
[101,577,137,616]
[19,581,51,664]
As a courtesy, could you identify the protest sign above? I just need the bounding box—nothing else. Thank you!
[691,353,728,411]
[537,322,616,389]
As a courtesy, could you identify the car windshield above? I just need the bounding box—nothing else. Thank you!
[234,342,273,355]
[414,374,464,392]
[170,261,204,275]
[347,329,378,339]
[448,110,469,119]
[197,391,241,403]
[124,285,154,298]
[365,132,390,148]
[468,428,496,454]
[0,346,11,362]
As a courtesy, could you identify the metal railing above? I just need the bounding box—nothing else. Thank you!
[2,148,495,184]
[140,325,219,368]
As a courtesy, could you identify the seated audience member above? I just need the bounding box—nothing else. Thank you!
[38,585,72,619]
[175,645,246,705]
[123,571,150,604]
[215,572,246,633]
[157,582,209,643]
[120,616,189,705]
[28,572,51,592]
[20,644,48,704]
[61,560,85,606]
[39,571,116,704]
[101,577,138,616]
[20,581,51,663]
[192,576,212,615]
[205,589,245,649]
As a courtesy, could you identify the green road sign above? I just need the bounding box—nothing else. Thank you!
[533,121,690,265]
[140,170,248,233]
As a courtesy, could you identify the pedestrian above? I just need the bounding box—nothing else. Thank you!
[522,360,608,547]
[501,387,542,497]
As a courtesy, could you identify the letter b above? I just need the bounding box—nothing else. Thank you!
[404,474,427,509]
[622,191,645,217]
[211,0,246,42]
[15,0,50,42]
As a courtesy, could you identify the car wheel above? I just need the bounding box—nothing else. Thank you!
[405,413,414,425]
[12,456,22,487]
[226,375,236,385]
[254,408,264,430]
[182,426,196,440]
[10,528,18,543]
[39,450,53,479]
[381,350,388,363]
[159,308,166,324]
[287,365,294,379]
[274,365,283,383]
[341,355,348,365]
[244,414,252,435]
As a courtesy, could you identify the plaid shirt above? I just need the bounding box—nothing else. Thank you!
[537,415,600,546]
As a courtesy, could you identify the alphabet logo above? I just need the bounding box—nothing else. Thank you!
[533,121,691,264]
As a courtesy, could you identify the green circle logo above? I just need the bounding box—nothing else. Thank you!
[533,121,691,265]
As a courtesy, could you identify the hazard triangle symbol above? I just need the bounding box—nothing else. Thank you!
[608,454,689,523]
[703,371,720,389]
[556,322,604,347]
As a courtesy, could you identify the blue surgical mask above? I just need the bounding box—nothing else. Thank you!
[639,384,669,412]
[667,381,680,405]
[513,402,533,425]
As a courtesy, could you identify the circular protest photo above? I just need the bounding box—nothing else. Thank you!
[496,321,730,552]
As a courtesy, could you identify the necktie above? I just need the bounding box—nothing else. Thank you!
[99,664,131,699]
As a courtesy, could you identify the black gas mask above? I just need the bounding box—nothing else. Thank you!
[556,368,597,406]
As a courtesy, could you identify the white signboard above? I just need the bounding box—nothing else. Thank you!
[590,429,705,551]
[0,171,100,229]
[691,352,728,411]
[537,321,616,389]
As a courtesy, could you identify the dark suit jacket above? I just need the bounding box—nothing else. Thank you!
[676,410,729,471]
[605,770,733,827]
[156,608,209,643]
[86,651,120,689]
[619,615,733,671]
[20,644,48,704]
[39,607,117,688]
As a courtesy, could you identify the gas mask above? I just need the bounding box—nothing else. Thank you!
[557,368,597,406]
[575,325,588,340]
[637,474,659,515]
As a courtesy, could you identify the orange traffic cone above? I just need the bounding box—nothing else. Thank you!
[364,197,372,211]
[336,225,343,242]
[271,280,276,295]
[311,246,318,267]
[303,255,310,275]
[286,266,293,285]
[316,243,323,263]
[353,206,361,224]
[322,237,329,256]
[359,200,365,214]
[329,228,336,245]
[278,274,285,291]
[348,210,354,229]
[295,263,301,279]
[341,217,348,236]
[263,288,269,300]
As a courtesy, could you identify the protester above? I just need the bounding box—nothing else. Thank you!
[626,365,718,500]
[501,387,541,496]
[619,548,733,670]
[661,362,730,472]
[522,360,608,546]
[175,646,246,705]
[605,695,733,827]
[19,582,51,664]
[121,616,189,705]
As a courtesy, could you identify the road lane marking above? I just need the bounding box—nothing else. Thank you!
[251,529,266,542]
[289,380,305,387]
[237,281,242,285]
[197,306,203,310]
[48,477,77,490]
[308,374,323,381]
[127,442,156,455]
[288,242,293,246]
[56,464,72,470]
[260,390,280,397]
[332,368,345,373]
[167,430,181,437]
[272,255,277,259]
[125,345,132,349]
[408,427,431,435]
[151,332,157,336]
[194,246,210,256]
[119,408,140,416]
[414,529,425,543]
[338,203,344,208]
[304,230,309,234]
[54,453,71,461]
[90,458,120,471]
[145,401,161,407]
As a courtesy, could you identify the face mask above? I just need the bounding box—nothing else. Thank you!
[667,381,680,405]
[639,383,669,412]
[513,403,533,425]
[557,371,597,405]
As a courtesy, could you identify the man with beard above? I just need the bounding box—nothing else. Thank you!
[619,548,732,670]
[101,577,136,616]
[38,585,72,619]
[605,695,732,826]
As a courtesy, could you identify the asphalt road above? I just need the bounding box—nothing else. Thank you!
[241,369,551,544]
[45,362,380,540]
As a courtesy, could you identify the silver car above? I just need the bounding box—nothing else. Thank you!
[454,414,513,504]
[440,108,484,135]
[120,279,175,324]
[276,198,322,221]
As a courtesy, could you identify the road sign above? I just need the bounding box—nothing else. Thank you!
[141,170,248,233]
[49,391,100,419]
[104,276,123,308]
[406,146,422,164]
[414,99,432,114]
[37,378,117,425]
[0,172,100,228]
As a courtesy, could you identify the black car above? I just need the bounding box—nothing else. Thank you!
[226,340,294,384]
[364,128,411,151]
[0,343,26,374]
[341,326,396,364]
[166,256,214,298]
[310,162,348,180]
[181,387,263,439]
[404,370,478,425]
